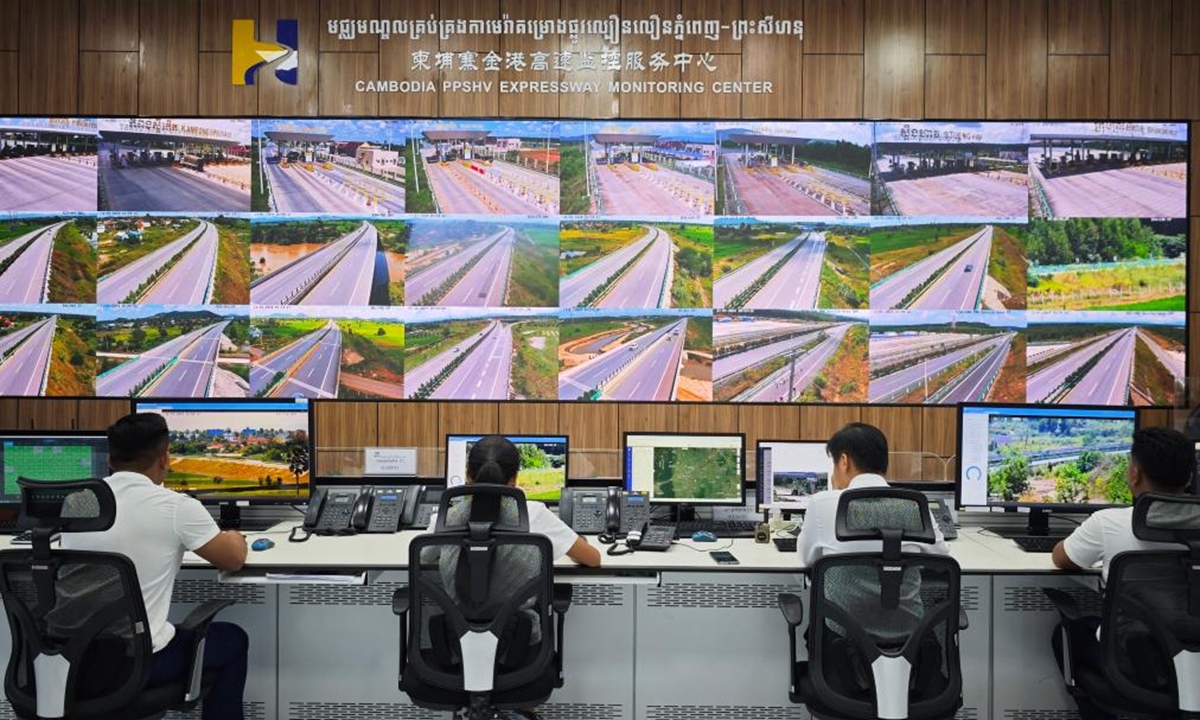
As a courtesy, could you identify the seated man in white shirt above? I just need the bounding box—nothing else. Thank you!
[61,413,250,720]
[1050,426,1194,720]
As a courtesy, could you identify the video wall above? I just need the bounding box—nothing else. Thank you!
[0,117,1186,406]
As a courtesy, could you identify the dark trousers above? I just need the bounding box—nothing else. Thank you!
[148,622,249,720]
[1051,616,1115,720]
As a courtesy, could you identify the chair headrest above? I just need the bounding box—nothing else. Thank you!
[17,477,115,533]
[1132,493,1200,545]
[834,487,937,545]
[434,484,529,535]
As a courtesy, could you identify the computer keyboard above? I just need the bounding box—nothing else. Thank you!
[1012,535,1066,553]
[773,537,797,553]
[666,520,759,539]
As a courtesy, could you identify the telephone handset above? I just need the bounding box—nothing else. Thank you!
[293,486,412,542]
[401,485,444,528]
[559,487,650,535]
[302,487,359,533]
[608,521,676,556]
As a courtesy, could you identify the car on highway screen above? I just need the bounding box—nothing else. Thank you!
[0,118,1186,407]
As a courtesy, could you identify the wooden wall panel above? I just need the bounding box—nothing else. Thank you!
[618,403,677,432]
[800,405,860,441]
[681,55,742,119]
[619,0,681,118]
[378,0,440,117]
[200,0,260,52]
[926,0,987,54]
[557,0,620,118]
[560,403,619,478]
[1171,55,1200,120]
[259,0,321,116]
[683,0,743,55]
[1048,0,1110,54]
[1047,54,1109,118]
[438,402,499,437]
[139,0,199,116]
[80,52,138,115]
[741,0,802,118]
[17,399,77,431]
[313,402,377,476]
[1174,0,1200,54]
[863,0,924,119]
[1110,0,1172,118]
[80,0,139,52]
[199,53,261,115]
[925,55,985,118]
[677,405,738,434]
[439,0,500,52]
[0,52,13,113]
[76,399,131,431]
[0,0,17,52]
[986,0,1047,118]
[804,0,864,54]
[19,0,78,114]
[738,405,801,445]
[1191,218,1200,314]
[803,55,863,118]
[862,406,921,452]
[322,0,381,52]
[499,0,561,117]
[0,399,17,431]
[377,401,440,476]
[498,403,561,434]
[319,52,380,115]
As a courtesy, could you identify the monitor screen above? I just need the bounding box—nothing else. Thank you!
[134,399,310,503]
[757,440,830,512]
[958,403,1137,509]
[445,435,568,503]
[624,433,745,505]
[0,434,109,503]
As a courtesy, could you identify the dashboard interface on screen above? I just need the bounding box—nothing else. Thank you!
[0,435,109,503]
[0,118,1186,407]
[959,404,1137,508]
[757,440,831,512]
[625,433,744,505]
[134,399,310,502]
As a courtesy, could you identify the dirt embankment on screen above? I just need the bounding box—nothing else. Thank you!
[172,456,299,482]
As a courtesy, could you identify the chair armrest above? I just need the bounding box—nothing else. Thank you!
[1043,588,1082,622]
[178,600,235,703]
[959,606,970,631]
[553,583,573,614]
[392,587,411,617]
[778,593,804,627]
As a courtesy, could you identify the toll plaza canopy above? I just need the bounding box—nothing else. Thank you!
[875,141,1028,153]
[592,133,660,144]
[0,123,98,137]
[1028,132,1186,144]
[724,133,821,146]
[264,132,335,144]
[99,120,245,147]
[422,130,491,142]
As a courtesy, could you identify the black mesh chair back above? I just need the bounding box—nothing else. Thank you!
[400,484,562,718]
[1097,493,1200,716]
[805,488,962,720]
[0,478,155,720]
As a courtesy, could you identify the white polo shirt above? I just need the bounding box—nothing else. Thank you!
[1062,506,1181,584]
[60,471,220,652]
[426,500,580,558]
[797,473,950,565]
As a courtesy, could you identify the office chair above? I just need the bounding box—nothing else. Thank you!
[1046,493,1200,719]
[393,484,573,720]
[778,488,963,720]
[0,478,234,720]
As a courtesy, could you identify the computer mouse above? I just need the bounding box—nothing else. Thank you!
[691,531,718,542]
[251,538,275,552]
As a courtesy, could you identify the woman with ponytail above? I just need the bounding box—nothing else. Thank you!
[428,435,601,568]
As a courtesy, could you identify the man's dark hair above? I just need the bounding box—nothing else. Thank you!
[826,422,889,475]
[107,413,170,472]
[1130,427,1193,492]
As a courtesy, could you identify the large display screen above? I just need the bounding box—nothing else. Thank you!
[0,118,1186,406]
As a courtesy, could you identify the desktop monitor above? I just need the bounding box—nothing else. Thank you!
[0,432,109,504]
[624,432,745,506]
[133,398,311,504]
[957,403,1137,533]
[445,434,568,502]
[756,440,830,512]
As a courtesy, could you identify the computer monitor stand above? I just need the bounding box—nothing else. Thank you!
[217,503,280,532]
[671,504,700,523]
[986,507,1056,538]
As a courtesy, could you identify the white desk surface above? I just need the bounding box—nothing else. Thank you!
[152,525,1067,576]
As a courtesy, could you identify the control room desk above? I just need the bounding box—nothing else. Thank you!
[0,529,1093,720]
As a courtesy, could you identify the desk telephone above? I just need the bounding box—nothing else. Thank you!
[559,487,650,535]
[300,485,445,536]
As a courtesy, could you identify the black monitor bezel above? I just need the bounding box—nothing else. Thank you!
[754,437,830,512]
[955,401,1140,513]
[443,432,570,502]
[622,431,747,507]
[131,396,313,506]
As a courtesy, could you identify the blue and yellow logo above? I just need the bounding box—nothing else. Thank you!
[231,19,299,86]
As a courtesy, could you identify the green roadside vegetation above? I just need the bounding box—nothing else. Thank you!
[512,320,558,399]
[666,223,713,308]
[98,218,200,276]
[818,232,869,309]
[404,140,436,213]
[47,317,95,396]
[868,224,978,284]
[987,227,1028,310]
[508,226,560,307]
[558,141,590,214]
[246,318,327,357]
[47,219,97,304]
[404,320,488,370]
[798,324,868,403]
[213,218,251,304]
[558,222,646,276]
